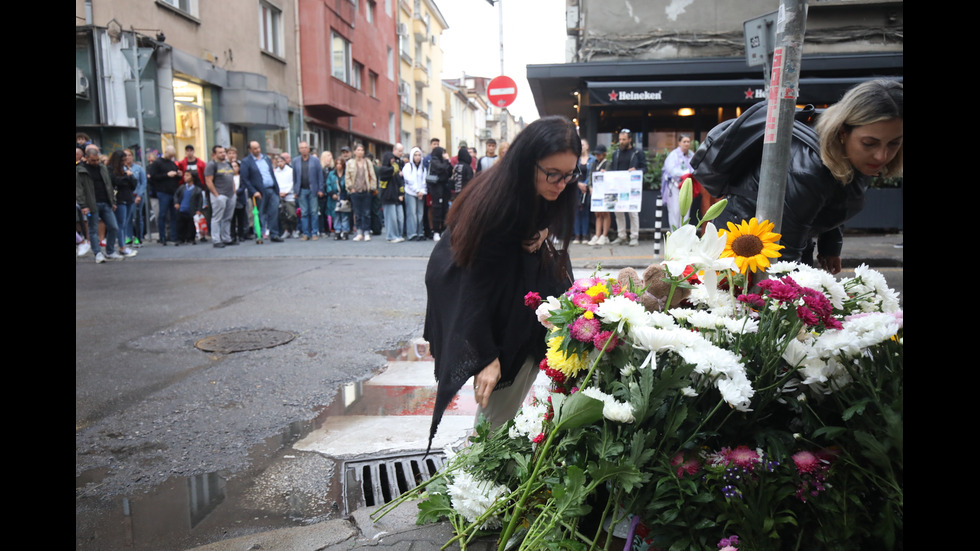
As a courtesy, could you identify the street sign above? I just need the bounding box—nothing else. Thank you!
[487,75,518,108]
[743,11,777,68]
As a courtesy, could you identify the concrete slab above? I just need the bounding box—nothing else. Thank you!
[293,415,473,456]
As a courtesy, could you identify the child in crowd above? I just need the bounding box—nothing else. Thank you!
[175,171,202,245]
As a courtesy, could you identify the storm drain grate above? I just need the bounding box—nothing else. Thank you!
[194,329,295,354]
[342,452,446,515]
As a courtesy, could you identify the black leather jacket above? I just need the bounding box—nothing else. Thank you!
[691,102,869,262]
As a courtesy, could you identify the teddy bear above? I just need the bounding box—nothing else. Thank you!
[617,264,692,313]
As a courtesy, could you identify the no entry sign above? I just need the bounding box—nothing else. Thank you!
[487,75,517,108]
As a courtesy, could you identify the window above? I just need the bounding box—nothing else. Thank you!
[427,100,433,120]
[159,0,198,17]
[366,0,374,23]
[414,39,422,64]
[259,2,283,57]
[332,31,351,83]
[415,88,423,112]
[387,47,394,80]
[352,61,363,90]
[384,0,391,16]
[369,72,378,97]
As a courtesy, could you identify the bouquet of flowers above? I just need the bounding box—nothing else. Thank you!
[375,187,903,551]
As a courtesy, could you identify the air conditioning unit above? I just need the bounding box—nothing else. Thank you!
[397,22,408,36]
[479,128,493,140]
[398,82,411,96]
[76,67,89,98]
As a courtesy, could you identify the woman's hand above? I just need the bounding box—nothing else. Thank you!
[817,254,842,275]
[474,358,501,408]
[522,228,548,254]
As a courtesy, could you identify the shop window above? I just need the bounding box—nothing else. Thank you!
[172,78,207,156]
[259,2,284,57]
[332,31,352,83]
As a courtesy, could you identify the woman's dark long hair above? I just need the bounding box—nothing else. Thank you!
[108,150,128,177]
[446,116,581,268]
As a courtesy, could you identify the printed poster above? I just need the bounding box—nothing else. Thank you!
[590,170,643,212]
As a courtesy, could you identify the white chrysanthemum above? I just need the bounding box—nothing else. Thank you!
[785,264,848,310]
[596,295,650,329]
[646,310,679,329]
[768,260,802,274]
[852,264,901,313]
[723,316,759,335]
[811,329,862,359]
[842,312,901,348]
[687,310,726,330]
[680,386,699,397]
[580,387,635,423]
[535,296,562,329]
[620,363,637,378]
[508,402,547,442]
[630,326,699,352]
[446,471,510,528]
[668,307,696,322]
[716,373,754,411]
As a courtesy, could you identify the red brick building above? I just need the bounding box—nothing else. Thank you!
[299,0,400,158]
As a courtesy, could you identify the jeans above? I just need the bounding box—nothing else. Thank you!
[383,202,404,240]
[114,202,133,248]
[405,194,424,239]
[351,192,372,232]
[88,202,119,255]
[574,205,590,237]
[210,193,233,243]
[335,210,351,233]
[297,188,317,237]
[260,188,281,238]
[156,191,177,242]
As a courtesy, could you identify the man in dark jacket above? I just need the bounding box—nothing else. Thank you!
[608,129,646,246]
[379,144,406,242]
[76,144,122,262]
[240,140,282,242]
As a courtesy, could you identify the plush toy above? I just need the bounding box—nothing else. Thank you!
[617,264,692,312]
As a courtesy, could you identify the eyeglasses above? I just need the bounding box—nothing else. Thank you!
[536,163,581,185]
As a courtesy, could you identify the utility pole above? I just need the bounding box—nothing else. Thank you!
[756,0,808,232]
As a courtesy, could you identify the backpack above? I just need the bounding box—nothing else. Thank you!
[452,163,465,194]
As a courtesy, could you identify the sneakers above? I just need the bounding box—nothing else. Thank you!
[353,232,364,241]
[629,238,639,247]
[391,237,405,243]
[596,235,609,246]
[292,231,301,239]
[311,235,319,241]
[587,235,599,246]
[106,251,124,261]
[120,247,138,257]
[433,232,441,242]
[77,241,92,257]
[94,251,106,264]
[300,235,308,241]
[572,238,581,245]
[364,233,371,241]
[610,236,625,245]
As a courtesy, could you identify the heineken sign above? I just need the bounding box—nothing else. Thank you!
[587,78,874,107]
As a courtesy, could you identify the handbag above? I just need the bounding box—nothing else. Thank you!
[425,173,439,185]
[335,199,351,213]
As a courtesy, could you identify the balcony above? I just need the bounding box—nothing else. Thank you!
[413,64,428,87]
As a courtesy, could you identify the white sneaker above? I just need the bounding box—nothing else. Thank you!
[433,232,441,242]
[391,237,405,243]
[587,235,599,246]
[629,238,639,247]
[596,235,609,246]
[572,238,581,245]
[353,232,364,241]
[364,233,371,241]
[121,247,138,257]
[610,236,625,245]
[77,241,92,257]
[106,251,124,261]
[94,251,106,264]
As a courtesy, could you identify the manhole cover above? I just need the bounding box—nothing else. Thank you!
[195,329,295,354]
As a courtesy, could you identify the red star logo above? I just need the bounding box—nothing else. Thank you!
[744,88,754,100]
[608,90,618,101]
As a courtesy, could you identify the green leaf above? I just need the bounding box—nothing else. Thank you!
[554,391,604,431]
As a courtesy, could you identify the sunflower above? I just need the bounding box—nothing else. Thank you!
[719,218,784,274]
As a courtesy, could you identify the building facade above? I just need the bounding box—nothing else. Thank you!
[395,0,448,152]
[298,0,402,158]
[529,0,903,153]
[76,0,300,160]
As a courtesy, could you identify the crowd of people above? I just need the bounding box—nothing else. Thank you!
[75,135,511,260]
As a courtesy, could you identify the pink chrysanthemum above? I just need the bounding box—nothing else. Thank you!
[792,450,819,474]
[524,291,542,309]
[723,445,760,468]
[593,330,619,350]
[571,293,595,309]
[671,452,701,478]
[532,432,545,444]
[737,293,765,309]
[570,316,601,343]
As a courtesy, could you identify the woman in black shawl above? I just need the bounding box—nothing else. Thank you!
[424,116,581,449]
